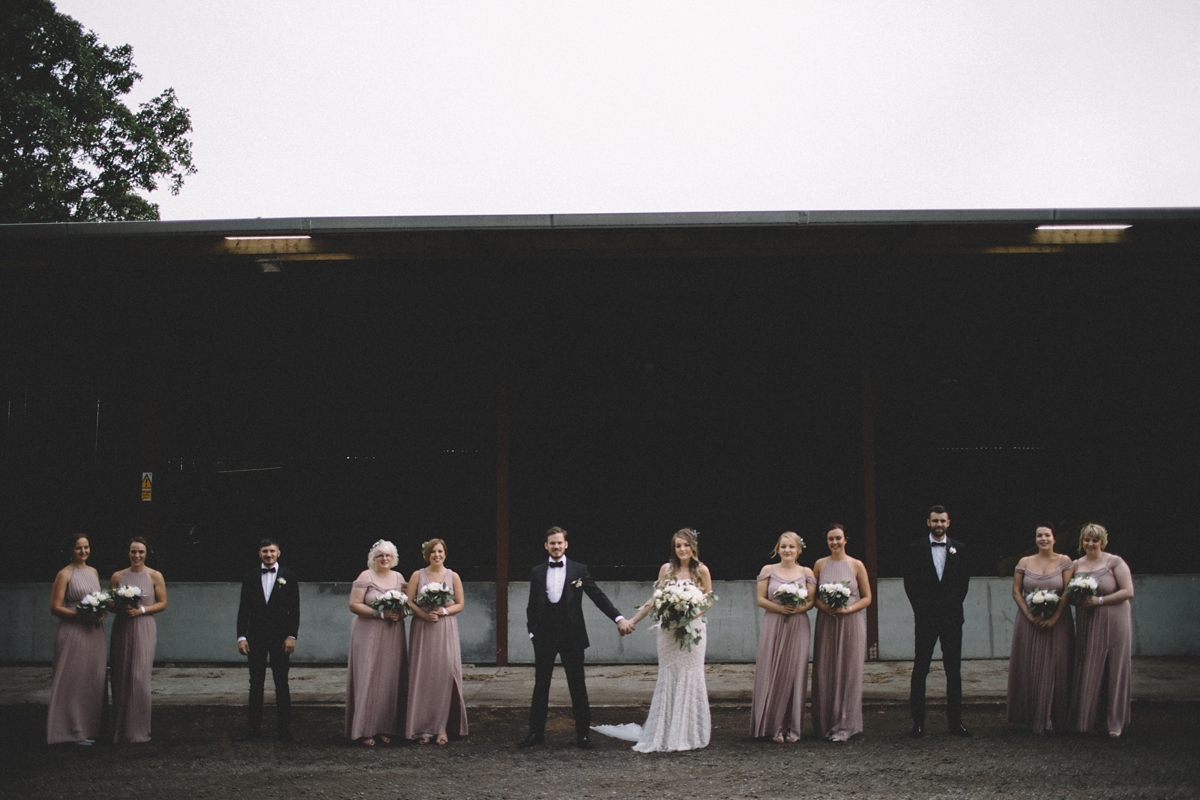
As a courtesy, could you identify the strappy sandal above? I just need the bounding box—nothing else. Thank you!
[418,736,431,745]
[361,737,376,747]
[378,735,391,745]
[785,732,801,743]
[772,731,785,744]
[436,733,449,745]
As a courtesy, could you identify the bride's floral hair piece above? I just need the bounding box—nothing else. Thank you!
[367,539,398,568]
[667,528,703,580]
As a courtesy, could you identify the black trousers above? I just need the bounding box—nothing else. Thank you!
[910,615,963,727]
[529,624,590,737]
[247,636,291,733]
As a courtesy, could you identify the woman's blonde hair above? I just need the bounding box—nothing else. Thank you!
[1077,523,1109,553]
[771,531,805,559]
[367,539,398,569]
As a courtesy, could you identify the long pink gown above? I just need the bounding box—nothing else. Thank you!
[1068,555,1133,735]
[749,571,814,739]
[809,559,866,741]
[46,567,108,744]
[405,568,468,740]
[110,569,158,743]
[1006,563,1073,735]
[345,574,409,740]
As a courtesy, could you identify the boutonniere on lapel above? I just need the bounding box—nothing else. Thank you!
[948,547,957,556]
[276,577,287,586]
[572,578,583,588]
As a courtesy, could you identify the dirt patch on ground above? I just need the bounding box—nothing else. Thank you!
[4,703,1198,799]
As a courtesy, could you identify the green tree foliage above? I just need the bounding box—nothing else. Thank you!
[0,0,196,223]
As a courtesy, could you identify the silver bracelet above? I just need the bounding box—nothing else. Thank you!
[1099,596,1104,606]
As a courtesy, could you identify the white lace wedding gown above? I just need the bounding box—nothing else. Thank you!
[593,582,712,752]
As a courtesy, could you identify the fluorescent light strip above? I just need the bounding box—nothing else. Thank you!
[1035,224,1131,231]
[224,235,312,241]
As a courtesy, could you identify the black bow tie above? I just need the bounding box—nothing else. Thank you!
[262,567,277,573]
[548,561,564,568]
[931,541,947,547]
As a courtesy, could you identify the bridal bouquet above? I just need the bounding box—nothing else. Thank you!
[773,582,808,623]
[75,590,112,621]
[371,589,412,621]
[1024,589,1060,619]
[111,584,144,612]
[1065,573,1099,604]
[651,581,716,651]
[417,582,454,609]
[818,581,852,610]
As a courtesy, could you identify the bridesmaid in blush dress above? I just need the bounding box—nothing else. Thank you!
[46,534,108,746]
[405,538,468,745]
[809,523,871,742]
[345,539,409,746]
[750,531,815,743]
[109,536,168,744]
[1006,523,1073,735]
[1067,523,1134,738]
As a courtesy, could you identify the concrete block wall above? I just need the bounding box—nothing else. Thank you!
[3,575,1197,664]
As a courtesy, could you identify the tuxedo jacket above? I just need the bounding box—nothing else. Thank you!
[237,564,300,644]
[526,558,621,651]
[903,537,970,626]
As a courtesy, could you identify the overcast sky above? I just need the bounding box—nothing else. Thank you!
[55,1,1200,221]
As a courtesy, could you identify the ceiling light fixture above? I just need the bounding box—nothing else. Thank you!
[1035,224,1131,231]
[224,235,312,241]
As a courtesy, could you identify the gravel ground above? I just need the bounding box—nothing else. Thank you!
[4,702,1198,800]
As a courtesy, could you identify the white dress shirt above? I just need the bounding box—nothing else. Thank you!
[545,558,567,603]
[930,535,948,581]
[261,565,278,602]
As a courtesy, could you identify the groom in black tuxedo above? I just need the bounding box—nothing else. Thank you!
[904,505,971,738]
[519,526,631,750]
[234,538,300,742]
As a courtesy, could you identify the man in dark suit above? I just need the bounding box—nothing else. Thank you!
[234,538,300,741]
[519,526,632,750]
[904,505,971,738]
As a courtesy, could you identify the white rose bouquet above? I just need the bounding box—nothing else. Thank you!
[417,581,454,609]
[818,581,852,610]
[772,582,808,623]
[1024,589,1060,620]
[75,590,112,621]
[371,589,412,621]
[1065,573,1099,604]
[650,580,716,651]
[110,584,144,613]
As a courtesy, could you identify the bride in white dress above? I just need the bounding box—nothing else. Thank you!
[593,528,714,752]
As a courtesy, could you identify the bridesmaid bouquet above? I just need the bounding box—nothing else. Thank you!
[1024,589,1060,619]
[818,581,852,610]
[417,582,454,609]
[651,581,716,651]
[773,582,808,623]
[1065,573,1099,604]
[111,584,144,612]
[371,589,412,621]
[75,590,112,621]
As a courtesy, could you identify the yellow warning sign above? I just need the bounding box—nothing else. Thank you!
[141,472,153,502]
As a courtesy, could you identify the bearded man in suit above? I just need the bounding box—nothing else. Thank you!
[234,538,300,742]
[904,505,971,738]
[518,526,632,750]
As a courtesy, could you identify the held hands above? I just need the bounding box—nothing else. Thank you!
[617,619,635,636]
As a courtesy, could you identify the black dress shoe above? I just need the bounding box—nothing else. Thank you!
[908,724,924,738]
[949,723,971,737]
[517,733,544,749]
[233,729,262,742]
[278,730,295,742]
[575,734,592,750]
